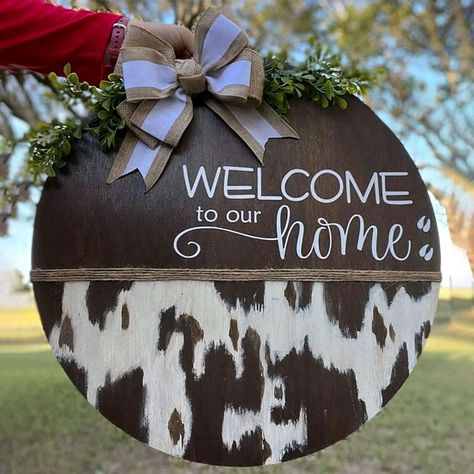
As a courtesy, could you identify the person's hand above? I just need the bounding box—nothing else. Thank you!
[130,20,194,59]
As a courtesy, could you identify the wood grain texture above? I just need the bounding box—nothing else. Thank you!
[32,97,440,466]
[32,96,440,272]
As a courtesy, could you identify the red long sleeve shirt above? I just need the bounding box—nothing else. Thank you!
[0,0,122,84]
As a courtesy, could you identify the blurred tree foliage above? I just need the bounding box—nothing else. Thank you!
[323,0,474,272]
[1,0,473,272]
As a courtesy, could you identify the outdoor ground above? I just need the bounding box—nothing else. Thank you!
[0,289,473,474]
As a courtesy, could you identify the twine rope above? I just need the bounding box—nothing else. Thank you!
[30,268,442,283]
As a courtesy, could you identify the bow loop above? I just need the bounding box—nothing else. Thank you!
[194,7,249,72]
[108,7,299,192]
[121,47,177,102]
[121,23,175,62]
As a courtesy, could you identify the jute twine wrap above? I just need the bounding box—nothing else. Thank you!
[30,268,442,283]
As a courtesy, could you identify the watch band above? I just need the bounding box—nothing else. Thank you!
[103,17,129,77]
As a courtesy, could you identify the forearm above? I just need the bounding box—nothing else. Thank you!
[0,0,122,84]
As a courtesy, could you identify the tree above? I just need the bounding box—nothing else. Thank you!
[322,0,473,272]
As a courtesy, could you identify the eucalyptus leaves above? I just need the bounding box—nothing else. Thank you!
[29,47,375,179]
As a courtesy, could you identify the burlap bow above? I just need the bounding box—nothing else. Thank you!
[107,7,299,191]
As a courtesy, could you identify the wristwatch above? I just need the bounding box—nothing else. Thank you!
[103,17,129,77]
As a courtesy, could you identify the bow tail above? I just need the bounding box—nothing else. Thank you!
[108,91,193,192]
[203,96,299,163]
[107,131,175,191]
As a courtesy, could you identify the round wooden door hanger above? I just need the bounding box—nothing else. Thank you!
[32,97,440,466]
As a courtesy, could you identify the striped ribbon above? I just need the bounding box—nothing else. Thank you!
[107,7,299,191]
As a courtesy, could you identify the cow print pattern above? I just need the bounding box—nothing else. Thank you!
[38,280,439,466]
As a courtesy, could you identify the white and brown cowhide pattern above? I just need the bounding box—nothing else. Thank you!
[35,280,438,466]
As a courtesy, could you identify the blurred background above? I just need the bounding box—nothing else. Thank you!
[0,0,473,473]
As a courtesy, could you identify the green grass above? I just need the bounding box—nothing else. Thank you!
[0,293,473,474]
[436,287,473,322]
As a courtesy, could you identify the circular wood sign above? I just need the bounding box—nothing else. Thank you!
[32,96,440,466]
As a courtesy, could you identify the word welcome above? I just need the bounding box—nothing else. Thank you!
[182,165,413,205]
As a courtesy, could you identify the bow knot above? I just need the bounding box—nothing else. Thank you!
[108,7,299,191]
[176,59,206,95]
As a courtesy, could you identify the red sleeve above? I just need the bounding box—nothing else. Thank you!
[0,0,123,85]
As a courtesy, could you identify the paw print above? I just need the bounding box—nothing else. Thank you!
[417,216,431,233]
[417,216,434,261]
[419,244,434,261]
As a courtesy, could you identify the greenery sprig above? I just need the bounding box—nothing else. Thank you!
[29,66,126,179]
[29,48,376,178]
[264,42,375,116]
[28,120,82,177]
[87,74,126,150]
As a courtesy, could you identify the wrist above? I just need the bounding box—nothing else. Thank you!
[103,17,129,78]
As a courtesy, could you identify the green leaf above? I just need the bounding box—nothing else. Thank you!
[336,96,348,109]
[63,63,72,76]
[48,72,58,83]
[45,165,56,177]
[61,140,71,155]
[67,73,79,85]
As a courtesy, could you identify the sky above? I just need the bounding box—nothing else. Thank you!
[430,196,472,288]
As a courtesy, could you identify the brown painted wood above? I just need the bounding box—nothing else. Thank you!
[32,96,440,273]
[32,96,440,466]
